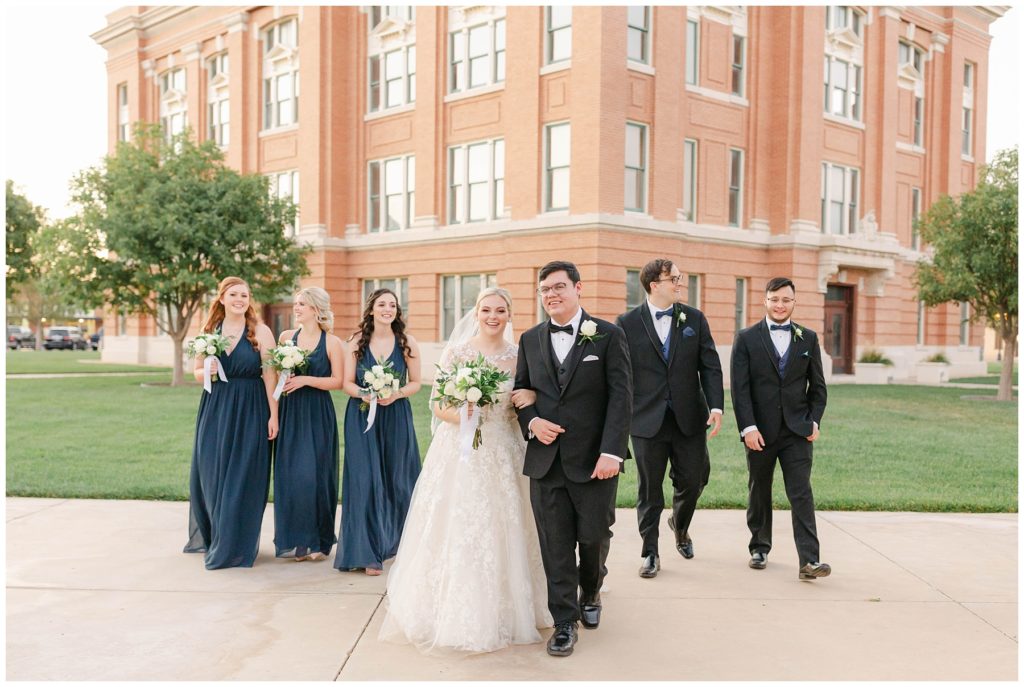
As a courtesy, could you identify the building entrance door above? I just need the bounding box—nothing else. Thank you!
[824,284,854,374]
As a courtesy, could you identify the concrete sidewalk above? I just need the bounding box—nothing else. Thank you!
[6,498,1017,680]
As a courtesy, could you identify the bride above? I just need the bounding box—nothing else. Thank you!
[379,287,553,653]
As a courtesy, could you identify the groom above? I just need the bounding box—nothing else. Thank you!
[515,260,632,657]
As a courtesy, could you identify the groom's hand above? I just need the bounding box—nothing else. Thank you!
[591,455,620,480]
[531,418,565,445]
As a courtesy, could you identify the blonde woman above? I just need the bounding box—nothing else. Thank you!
[273,287,346,561]
[379,287,552,653]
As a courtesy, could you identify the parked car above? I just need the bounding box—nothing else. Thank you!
[90,327,104,350]
[7,326,36,350]
[44,327,89,351]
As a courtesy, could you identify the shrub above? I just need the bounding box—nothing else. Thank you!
[859,349,894,366]
[924,352,950,364]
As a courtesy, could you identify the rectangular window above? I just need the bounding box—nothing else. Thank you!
[624,122,647,212]
[964,61,975,90]
[682,139,697,221]
[117,83,129,142]
[913,96,924,146]
[448,139,505,224]
[544,123,571,212]
[441,273,497,339]
[825,56,862,121]
[899,41,924,74]
[686,20,699,85]
[207,53,230,147]
[959,301,970,346]
[626,6,650,64]
[450,17,505,93]
[731,35,745,97]
[263,18,299,130]
[735,278,747,333]
[821,162,860,234]
[626,269,643,310]
[159,68,187,142]
[687,274,702,309]
[363,277,410,315]
[269,170,300,237]
[369,44,415,113]
[917,300,925,345]
[728,148,743,227]
[962,107,973,156]
[368,155,415,232]
[826,6,864,37]
[546,6,572,64]
[911,187,922,250]
[370,5,414,30]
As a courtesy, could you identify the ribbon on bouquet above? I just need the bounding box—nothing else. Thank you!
[363,392,379,434]
[272,370,290,401]
[457,403,480,463]
[202,354,229,393]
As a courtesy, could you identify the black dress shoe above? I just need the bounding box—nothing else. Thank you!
[749,552,767,569]
[667,517,694,559]
[579,592,601,629]
[798,561,831,580]
[547,621,578,657]
[638,554,660,578]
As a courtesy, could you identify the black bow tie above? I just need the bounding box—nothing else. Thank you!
[769,323,792,332]
[548,322,574,335]
[655,308,674,320]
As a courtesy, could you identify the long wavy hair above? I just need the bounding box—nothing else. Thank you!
[201,276,260,351]
[349,288,412,363]
[296,286,334,333]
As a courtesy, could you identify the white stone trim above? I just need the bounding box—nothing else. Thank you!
[896,141,926,155]
[824,112,866,130]
[364,103,416,122]
[626,60,655,76]
[685,84,749,108]
[443,82,505,103]
[540,60,571,76]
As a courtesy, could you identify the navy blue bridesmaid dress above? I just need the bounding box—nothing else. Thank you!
[273,329,340,558]
[184,331,272,569]
[334,335,421,571]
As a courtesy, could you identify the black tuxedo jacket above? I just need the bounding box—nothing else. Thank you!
[514,310,633,483]
[616,302,724,439]
[730,319,827,445]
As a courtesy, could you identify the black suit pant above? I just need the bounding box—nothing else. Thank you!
[530,454,617,625]
[632,407,710,557]
[745,425,820,566]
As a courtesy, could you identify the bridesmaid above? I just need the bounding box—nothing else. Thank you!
[184,276,278,569]
[334,288,422,576]
[273,287,345,561]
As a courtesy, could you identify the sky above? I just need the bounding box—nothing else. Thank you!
[2,2,1021,220]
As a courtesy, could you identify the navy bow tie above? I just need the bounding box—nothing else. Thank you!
[548,322,574,335]
[769,323,792,332]
[655,308,674,320]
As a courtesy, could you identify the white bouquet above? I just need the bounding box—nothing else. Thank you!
[265,342,312,400]
[185,332,233,393]
[359,359,402,432]
[432,354,511,453]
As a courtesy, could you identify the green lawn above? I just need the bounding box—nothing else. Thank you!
[6,349,171,375]
[6,376,1017,512]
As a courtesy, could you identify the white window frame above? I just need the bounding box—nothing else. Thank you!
[728,148,744,227]
[441,273,497,339]
[820,162,860,235]
[825,6,864,39]
[546,6,572,65]
[624,122,648,213]
[370,5,414,30]
[911,187,922,250]
[824,56,862,121]
[685,19,699,86]
[363,277,409,315]
[687,273,702,309]
[731,34,746,97]
[159,67,187,143]
[682,139,698,222]
[207,53,230,148]
[734,277,747,334]
[262,17,300,131]
[367,7,416,114]
[913,95,924,147]
[449,15,506,94]
[544,122,571,212]
[626,6,651,65]
[117,83,130,142]
[448,138,505,224]
[268,170,300,237]
[626,269,644,310]
[368,154,415,232]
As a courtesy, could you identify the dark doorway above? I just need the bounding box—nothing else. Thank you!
[824,284,854,374]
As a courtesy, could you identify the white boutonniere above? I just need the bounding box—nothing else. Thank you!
[577,319,606,346]
[677,311,687,328]
[793,325,804,341]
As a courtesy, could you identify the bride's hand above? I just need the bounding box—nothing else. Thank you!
[510,389,536,409]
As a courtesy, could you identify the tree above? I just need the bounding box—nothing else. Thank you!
[53,124,312,385]
[914,147,1018,401]
[6,180,42,297]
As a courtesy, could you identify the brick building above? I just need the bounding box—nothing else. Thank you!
[92,5,1006,381]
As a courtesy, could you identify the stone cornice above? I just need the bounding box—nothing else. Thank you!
[91,6,196,47]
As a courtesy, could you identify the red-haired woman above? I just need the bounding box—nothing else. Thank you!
[184,276,279,569]
[333,288,422,576]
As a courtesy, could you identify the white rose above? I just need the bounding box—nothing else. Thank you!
[580,320,598,337]
[443,381,457,396]
[372,365,384,375]
[378,387,392,400]
[286,354,302,368]
[456,367,472,380]
[372,379,385,390]
[466,387,483,403]
[363,370,374,384]
[206,345,217,355]
[383,374,394,384]
[452,387,467,401]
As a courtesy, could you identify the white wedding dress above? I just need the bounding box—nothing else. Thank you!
[378,341,553,653]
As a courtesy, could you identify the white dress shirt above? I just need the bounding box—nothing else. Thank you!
[741,316,815,438]
[646,299,722,416]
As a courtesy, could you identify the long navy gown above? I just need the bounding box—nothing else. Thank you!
[273,329,340,558]
[184,332,272,569]
[334,335,421,571]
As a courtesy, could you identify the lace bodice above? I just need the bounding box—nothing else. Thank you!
[435,341,518,422]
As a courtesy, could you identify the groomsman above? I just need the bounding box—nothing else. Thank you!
[617,259,723,579]
[730,277,831,580]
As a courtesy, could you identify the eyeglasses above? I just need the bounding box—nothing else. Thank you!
[766,297,795,305]
[537,282,572,297]
[654,276,682,285]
